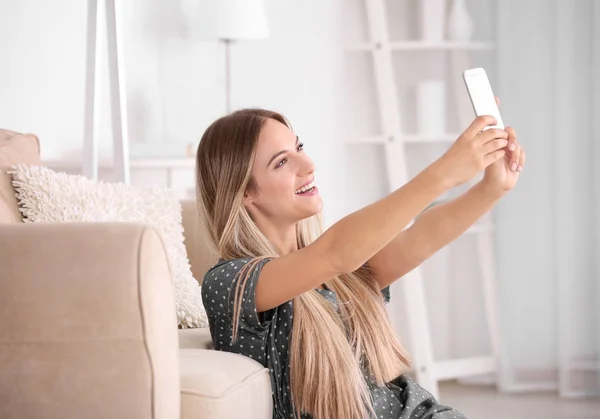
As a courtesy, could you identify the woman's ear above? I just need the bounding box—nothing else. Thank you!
[243,181,256,207]
[243,190,253,206]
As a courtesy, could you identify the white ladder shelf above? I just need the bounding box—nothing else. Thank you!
[356,0,503,399]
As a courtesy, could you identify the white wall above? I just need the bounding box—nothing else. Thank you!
[0,1,89,160]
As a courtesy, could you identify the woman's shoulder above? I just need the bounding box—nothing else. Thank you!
[203,258,250,283]
[202,257,274,285]
[201,256,281,331]
[201,258,252,308]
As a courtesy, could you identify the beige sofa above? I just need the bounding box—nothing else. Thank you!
[0,129,272,419]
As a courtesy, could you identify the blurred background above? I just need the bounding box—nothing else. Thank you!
[1,0,599,417]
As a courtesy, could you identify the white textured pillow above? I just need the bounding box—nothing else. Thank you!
[10,164,208,329]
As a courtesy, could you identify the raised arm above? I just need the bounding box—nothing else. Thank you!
[255,116,507,312]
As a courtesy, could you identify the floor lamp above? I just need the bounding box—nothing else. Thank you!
[211,0,270,114]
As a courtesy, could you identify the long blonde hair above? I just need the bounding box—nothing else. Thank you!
[196,109,411,419]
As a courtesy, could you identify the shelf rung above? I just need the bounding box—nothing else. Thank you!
[569,358,600,371]
[390,41,495,51]
[349,134,459,144]
[403,134,458,143]
[346,41,495,52]
[346,43,375,52]
[433,356,497,380]
[347,135,387,144]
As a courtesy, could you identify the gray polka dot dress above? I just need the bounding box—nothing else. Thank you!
[201,258,468,419]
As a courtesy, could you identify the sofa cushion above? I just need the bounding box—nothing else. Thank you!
[0,129,40,223]
[180,349,272,419]
[178,327,214,350]
[9,165,208,329]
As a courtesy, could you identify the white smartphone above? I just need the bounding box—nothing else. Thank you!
[462,67,504,130]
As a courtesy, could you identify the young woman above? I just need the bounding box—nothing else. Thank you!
[197,108,524,419]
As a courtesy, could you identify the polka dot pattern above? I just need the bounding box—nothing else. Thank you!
[201,258,468,419]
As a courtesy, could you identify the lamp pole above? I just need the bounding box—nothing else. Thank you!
[223,38,234,114]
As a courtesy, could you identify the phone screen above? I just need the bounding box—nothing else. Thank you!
[464,69,504,130]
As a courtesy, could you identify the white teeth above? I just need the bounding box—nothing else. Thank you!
[295,180,315,194]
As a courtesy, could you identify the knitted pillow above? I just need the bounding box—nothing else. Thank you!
[10,164,208,328]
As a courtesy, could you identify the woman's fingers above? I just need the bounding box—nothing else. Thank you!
[509,145,521,172]
[517,148,526,172]
[477,128,508,146]
[506,127,517,152]
[484,148,507,166]
[464,115,498,139]
[495,96,500,107]
[483,138,509,155]
[504,127,524,171]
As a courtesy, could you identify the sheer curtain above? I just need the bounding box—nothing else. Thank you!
[495,0,600,397]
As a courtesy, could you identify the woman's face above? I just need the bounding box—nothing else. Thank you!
[244,118,322,226]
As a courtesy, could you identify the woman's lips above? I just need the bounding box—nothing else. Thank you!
[295,186,318,196]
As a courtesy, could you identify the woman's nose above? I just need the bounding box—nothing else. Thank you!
[300,154,315,176]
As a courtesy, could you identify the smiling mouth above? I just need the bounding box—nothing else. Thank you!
[295,180,316,195]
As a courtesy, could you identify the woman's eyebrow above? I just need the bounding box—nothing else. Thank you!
[266,136,300,168]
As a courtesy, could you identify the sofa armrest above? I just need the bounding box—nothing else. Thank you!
[0,223,180,419]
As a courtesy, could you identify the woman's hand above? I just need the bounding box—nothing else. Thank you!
[481,97,526,193]
[434,115,509,189]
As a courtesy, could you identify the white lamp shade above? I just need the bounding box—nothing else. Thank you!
[212,0,270,40]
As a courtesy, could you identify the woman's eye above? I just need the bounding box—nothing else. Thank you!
[276,158,287,168]
[297,142,304,152]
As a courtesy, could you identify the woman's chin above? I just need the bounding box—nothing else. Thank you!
[292,201,322,220]
[291,192,323,219]
[304,201,324,218]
